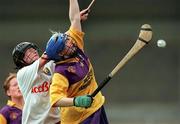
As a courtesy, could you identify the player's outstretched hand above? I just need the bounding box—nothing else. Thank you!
[80,9,90,22]
[73,95,93,108]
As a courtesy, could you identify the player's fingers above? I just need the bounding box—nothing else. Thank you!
[81,9,90,16]
[86,9,91,14]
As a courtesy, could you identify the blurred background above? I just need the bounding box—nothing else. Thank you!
[0,0,180,123]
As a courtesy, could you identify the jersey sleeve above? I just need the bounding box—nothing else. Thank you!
[68,27,85,50]
[48,60,55,76]
[50,73,69,106]
[17,59,40,97]
[0,114,7,124]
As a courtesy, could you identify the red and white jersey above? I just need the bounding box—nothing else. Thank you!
[17,59,60,124]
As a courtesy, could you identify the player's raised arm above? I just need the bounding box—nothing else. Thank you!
[69,0,81,32]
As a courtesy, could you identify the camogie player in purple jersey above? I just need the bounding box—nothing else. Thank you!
[0,73,24,124]
[45,0,109,124]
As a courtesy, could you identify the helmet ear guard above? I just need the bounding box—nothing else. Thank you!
[12,42,39,69]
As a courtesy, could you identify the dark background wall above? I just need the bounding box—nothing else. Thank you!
[0,0,180,123]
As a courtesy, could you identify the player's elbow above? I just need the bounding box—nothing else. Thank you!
[69,14,80,23]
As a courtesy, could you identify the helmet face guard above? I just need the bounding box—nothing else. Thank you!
[12,42,39,69]
[59,35,78,58]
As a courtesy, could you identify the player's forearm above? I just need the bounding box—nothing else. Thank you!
[69,0,81,31]
[53,98,74,107]
[69,0,80,22]
[39,53,49,69]
[53,95,93,108]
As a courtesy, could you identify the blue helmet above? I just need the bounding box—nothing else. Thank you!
[45,33,68,61]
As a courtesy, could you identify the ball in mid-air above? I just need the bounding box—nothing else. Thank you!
[157,39,166,48]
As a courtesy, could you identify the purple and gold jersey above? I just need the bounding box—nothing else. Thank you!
[0,100,22,124]
[50,27,105,124]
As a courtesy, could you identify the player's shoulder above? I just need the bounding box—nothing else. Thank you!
[0,105,10,113]
[17,60,40,81]
[45,60,55,67]
[18,59,40,73]
[69,27,84,36]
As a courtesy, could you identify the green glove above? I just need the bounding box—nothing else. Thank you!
[73,95,93,107]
